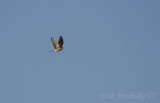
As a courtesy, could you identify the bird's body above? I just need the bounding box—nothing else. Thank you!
[49,36,63,52]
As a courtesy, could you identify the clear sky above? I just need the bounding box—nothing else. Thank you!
[0,0,160,103]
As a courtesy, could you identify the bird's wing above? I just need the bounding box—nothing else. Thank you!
[51,37,58,49]
[58,36,63,47]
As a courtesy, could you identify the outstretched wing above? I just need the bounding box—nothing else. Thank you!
[58,36,63,47]
[51,37,58,49]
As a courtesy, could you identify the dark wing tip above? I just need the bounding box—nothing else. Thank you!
[59,36,63,40]
[58,36,63,46]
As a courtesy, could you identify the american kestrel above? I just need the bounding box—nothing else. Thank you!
[49,36,63,52]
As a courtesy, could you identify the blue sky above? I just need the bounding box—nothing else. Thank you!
[0,0,160,103]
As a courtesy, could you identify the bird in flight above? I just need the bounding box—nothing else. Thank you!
[49,36,64,52]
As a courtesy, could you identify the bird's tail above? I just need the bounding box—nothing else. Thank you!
[49,50,53,53]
